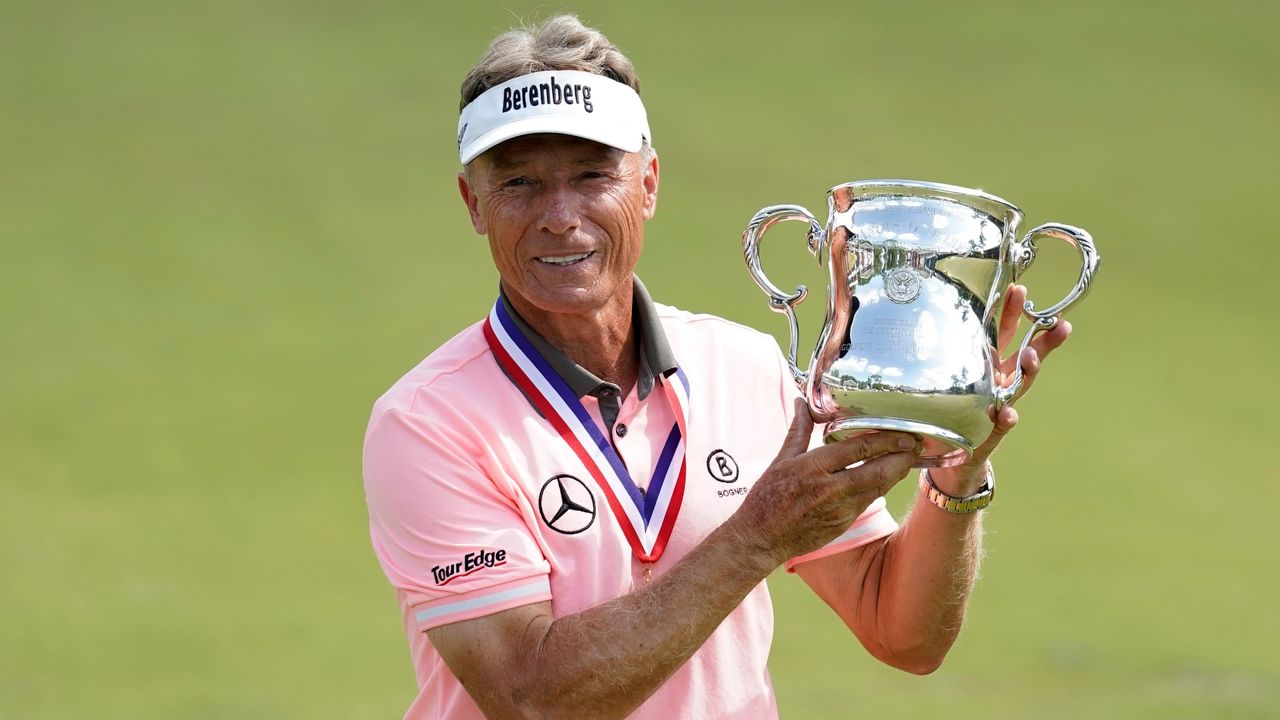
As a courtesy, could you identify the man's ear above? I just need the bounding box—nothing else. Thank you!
[458,171,487,235]
[641,152,660,221]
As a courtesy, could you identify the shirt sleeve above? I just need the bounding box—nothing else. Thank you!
[363,406,552,631]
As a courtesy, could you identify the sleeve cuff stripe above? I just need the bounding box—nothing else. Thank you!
[414,576,551,626]
[784,511,899,571]
[827,513,898,546]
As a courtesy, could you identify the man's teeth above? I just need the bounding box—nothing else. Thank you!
[539,252,592,266]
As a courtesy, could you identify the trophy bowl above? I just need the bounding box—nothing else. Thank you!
[743,179,1099,467]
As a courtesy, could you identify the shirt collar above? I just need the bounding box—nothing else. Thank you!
[498,275,676,401]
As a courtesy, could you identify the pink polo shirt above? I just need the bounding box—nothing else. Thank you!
[363,293,898,719]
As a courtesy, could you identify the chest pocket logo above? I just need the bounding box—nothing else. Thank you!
[706,449,740,483]
[538,474,597,535]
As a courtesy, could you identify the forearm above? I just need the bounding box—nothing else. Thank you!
[501,417,917,716]
[869,473,985,672]
[506,521,774,719]
[796,464,986,674]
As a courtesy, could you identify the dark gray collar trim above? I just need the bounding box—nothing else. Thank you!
[498,292,605,398]
[632,277,678,396]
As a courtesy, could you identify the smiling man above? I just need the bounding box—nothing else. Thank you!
[362,14,1070,720]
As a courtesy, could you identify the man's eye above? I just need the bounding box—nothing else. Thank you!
[502,177,529,188]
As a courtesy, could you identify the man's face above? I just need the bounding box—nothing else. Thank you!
[458,134,659,320]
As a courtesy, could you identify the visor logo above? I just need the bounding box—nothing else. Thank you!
[502,75,594,114]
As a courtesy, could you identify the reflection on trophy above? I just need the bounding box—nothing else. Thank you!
[743,180,1100,467]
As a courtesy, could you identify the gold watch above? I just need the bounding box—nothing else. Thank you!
[919,464,995,514]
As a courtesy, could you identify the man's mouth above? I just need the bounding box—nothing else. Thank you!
[536,251,595,267]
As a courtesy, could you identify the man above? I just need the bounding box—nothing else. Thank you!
[363,14,1071,720]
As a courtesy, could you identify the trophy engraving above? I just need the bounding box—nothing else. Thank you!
[885,267,923,303]
[743,180,1099,467]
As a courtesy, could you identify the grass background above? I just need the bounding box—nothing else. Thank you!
[2,0,1277,717]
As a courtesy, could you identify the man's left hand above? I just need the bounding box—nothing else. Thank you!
[927,283,1073,496]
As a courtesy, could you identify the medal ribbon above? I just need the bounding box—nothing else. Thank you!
[483,300,689,563]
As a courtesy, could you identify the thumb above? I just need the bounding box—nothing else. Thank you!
[775,397,815,461]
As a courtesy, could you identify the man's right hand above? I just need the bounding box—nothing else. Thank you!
[728,398,920,567]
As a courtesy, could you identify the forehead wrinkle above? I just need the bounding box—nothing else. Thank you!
[484,151,526,172]
[572,146,626,168]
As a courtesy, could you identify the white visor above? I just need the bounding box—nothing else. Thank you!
[457,70,651,164]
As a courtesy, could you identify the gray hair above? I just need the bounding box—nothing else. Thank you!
[459,15,653,169]
[460,14,642,110]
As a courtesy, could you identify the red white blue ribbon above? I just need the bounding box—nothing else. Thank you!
[483,300,689,563]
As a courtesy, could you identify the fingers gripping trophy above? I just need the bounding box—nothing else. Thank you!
[743,180,1100,468]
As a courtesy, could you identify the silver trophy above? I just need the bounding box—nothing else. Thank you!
[744,180,1099,467]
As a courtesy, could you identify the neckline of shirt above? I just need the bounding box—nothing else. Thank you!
[497,275,678,405]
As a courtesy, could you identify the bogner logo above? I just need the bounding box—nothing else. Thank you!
[708,449,746,498]
[431,548,507,586]
[503,76,594,114]
[707,449,739,483]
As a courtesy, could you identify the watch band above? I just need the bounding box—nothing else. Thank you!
[919,464,995,514]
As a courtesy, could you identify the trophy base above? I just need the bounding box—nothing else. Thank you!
[823,417,972,468]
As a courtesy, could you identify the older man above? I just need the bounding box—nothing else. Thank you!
[363,14,1069,720]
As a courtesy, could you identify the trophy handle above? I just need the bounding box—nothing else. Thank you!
[996,223,1100,407]
[743,204,826,385]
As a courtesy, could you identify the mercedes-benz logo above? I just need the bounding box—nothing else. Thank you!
[538,474,597,535]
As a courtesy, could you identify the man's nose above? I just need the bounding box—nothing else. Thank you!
[537,185,580,236]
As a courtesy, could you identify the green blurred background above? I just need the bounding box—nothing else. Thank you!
[3,1,1277,717]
